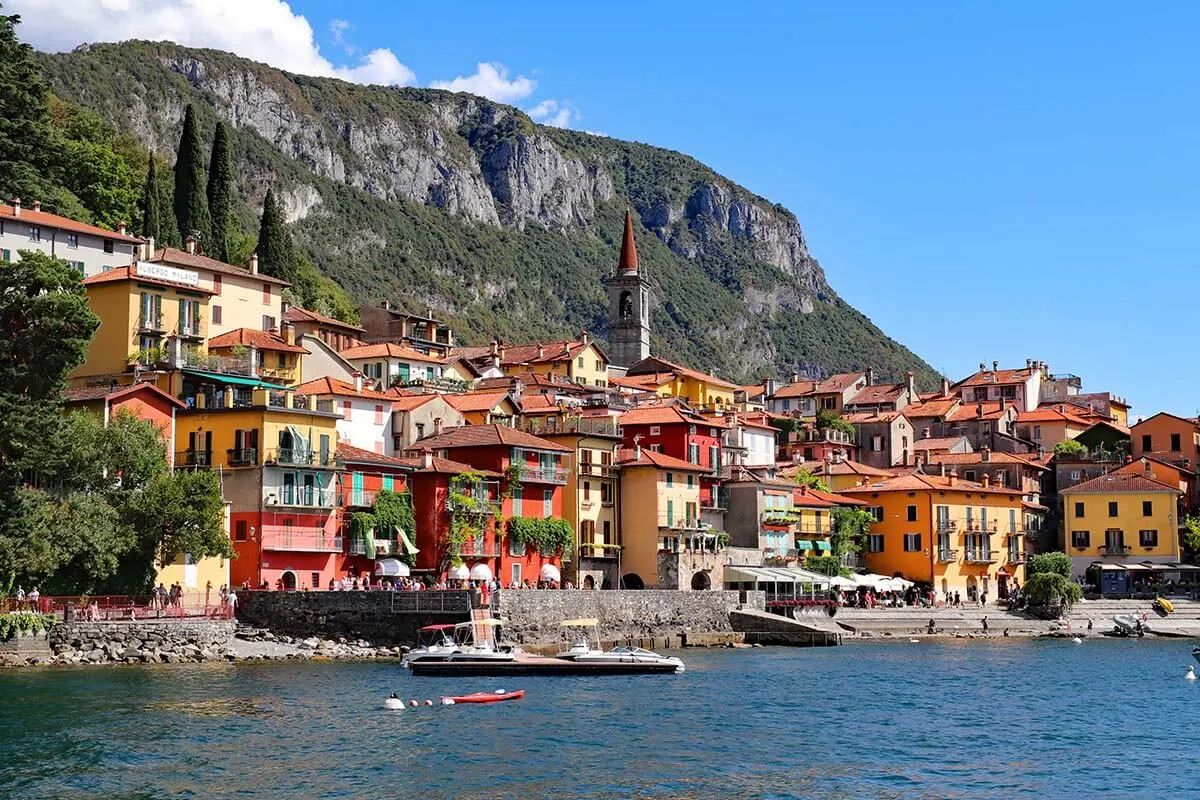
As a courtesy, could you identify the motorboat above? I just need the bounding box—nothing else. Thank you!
[1112,614,1146,637]
[440,689,525,705]
[444,619,516,663]
[402,624,462,665]
[1191,645,1200,666]
[554,619,685,673]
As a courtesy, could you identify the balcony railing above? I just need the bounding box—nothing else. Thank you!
[1008,551,1026,564]
[349,537,398,556]
[264,486,337,509]
[937,521,958,533]
[137,313,165,333]
[964,549,998,564]
[177,320,203,338]
[522,467,568,484]
[463,536,501,558]
[579,543,620,559]
[259,526,342,553]
[657,514,706,531]
[227,447,258,466]
[1103,544,1131,556]
[176,449,212,468]
[937,549,959,563]
[578,462,617,478]
[344,489,378,508]
[263,448,335,467]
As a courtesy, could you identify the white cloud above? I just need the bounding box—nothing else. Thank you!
[430,62,536,104]
[329,18,355,55]
[7,0,415,86]
[528,99,577,129]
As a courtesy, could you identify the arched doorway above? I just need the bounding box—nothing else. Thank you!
[965,575,978,603]
[691,571,712,590]
[583,575,595,590]
[940,578,948,601]
[620,573,644,590]
[280,570,297,591]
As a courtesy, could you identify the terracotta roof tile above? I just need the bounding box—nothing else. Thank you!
[0,203,141,243]
[956,367,1038,388]
[444,391,512,413]
[921,451,1048,471]
[63,381,185,408]
[208,327,308,354]
[1016,406,1092,426]
[339,341,444,364]
[336,441,412,467]
[389,394,439,412]
[903,397,961,420]
[151,247,289,285]
[292,376,393,401]
[946,400,1015,422]
[284,306,364,332]
[625,356,739,389]
[82,264,217,295]
[815,372,866,394]
[842,410,907,424]
[912,436,973,452]
[618,405,723,428]
[846,383,906,406]
[1062,471,1181,495]
[771,380,819,399]
[414,424,571,452]
[841,473,1021,495]
[616,449,708,472]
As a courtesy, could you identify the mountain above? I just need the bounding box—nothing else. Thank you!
[37,41,937,386]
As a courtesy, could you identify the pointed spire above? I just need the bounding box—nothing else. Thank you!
[618,208,639,272]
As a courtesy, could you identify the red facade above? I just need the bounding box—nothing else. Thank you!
[620,420,724,506]
[229,509,341,590]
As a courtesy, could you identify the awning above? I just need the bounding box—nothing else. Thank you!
[723,565,831,587]
[469,563,493,581]
[814,540,831,552]
[539,564,561,582]
[796,540,814,551]
[182,368,288,390]
[374,558,410,577]
[449,564,470,580]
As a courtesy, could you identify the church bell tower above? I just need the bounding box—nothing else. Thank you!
[604,209,651,369]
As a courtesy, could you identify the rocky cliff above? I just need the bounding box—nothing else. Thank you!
[40,41,936,384]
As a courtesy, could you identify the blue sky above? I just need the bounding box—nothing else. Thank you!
[20,1,1198,416]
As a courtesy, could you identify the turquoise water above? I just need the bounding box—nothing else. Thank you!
[1,639,1197,798]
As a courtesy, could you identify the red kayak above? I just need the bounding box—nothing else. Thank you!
[441,690,525,705]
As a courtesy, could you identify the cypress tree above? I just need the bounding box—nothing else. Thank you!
[138,156,160,241]
[256,187,296,282]
[205,122,233,263]
[172,104,210,250]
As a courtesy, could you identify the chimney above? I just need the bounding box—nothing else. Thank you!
[981,446,991,462]
[537,344,545,359]
[977,402,984,417]
[421,449,433,469]
[993,360,999,373]
[791,372,799,383]
[981,473,990,488]
[948,469,958,487]
[1026,358,1033,369]
[939,462,946,477]
[117,220,127,236]
[380,299,391,310]
[249,253,259,274]
[865,368,875,386]
[31,200,40,212]
[1143,457,1151,475]
[994,471,1005,487]
[979,362,986,372]
[353,371,364,393]
[922,427,931,439]
[281,299,291,316]
[490,339,499,357]
[904,370,915,398]
[859,476,869,486]
[425,305,434,319]
[941,376,950,396]
[434,417,444,435]
[914,455,923,471]
[10,197,19,216]
[185,235,197,255]
[580,330,591,346]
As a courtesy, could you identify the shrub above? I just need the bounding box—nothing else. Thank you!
[1024,572,1082,610]
[1027,552,1072,579]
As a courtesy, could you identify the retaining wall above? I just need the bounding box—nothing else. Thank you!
[46,619,236,664]
[235,590,472,645]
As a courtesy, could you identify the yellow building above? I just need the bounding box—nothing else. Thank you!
[445,391,519,426]
[617,449,716,590]
[1061,471,1181,580]
[75,262,214,380]
[147,246,287,339]
[618,356,738,409]
[780,457,894,493]
[153,501,232,593]
[841,473,1027,602]
[207,328,308,386]
[459,334,610,387]
[520,415,621,589]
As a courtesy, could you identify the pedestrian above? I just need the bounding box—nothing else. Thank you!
[15,586,24,609]
[982,616,989,632]
[227,588,237,617]
[981,591,988,607]
[1087,618,1094,631]
[954,591,961,608]
[28,586,40,611]
[205,580,213,613]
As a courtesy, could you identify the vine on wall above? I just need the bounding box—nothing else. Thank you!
[507,517,574,556]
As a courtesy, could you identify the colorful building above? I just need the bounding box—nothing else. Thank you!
[293,375,394,454]
[336,442,416,578]
[619,356,739,410]
[0,199,141,276]
[1015,405,1091,450]
[841,473,1027,602]
[359,301,456,358]
[148,245,287,339]
[207,327,307,386]
[339,341,452,391]
[445,391,519,426]
[284,304,364,354]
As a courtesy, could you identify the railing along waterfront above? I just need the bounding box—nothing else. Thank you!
[389,591,472,614]
[1,592,233,621]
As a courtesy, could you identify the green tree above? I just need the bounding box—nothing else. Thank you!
[792,468,831,493]
[138,155,167,242]
[1054,439,1088,458]
[804,554,849,578]
[205,121,234,262]
[128,469,231,567]
[0,6,53,203]
[256,187,297,282]
[289,258,360,323]
[1026,551,1072,580]
[172,104,210,249]
[830,506,873,561]
[1182,516,1200,557]
[815,409,855,437]
[1024,572,1082,610]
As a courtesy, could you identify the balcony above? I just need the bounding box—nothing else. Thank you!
[703,490,731,512]
[137,312,166,333]
[344,489,378,508]
[937,521,958,533]
[259,366,298,383]
[722,430,747,450]
[521,416,619,438]
[462,536,501,558]
[1008,551,1027,564]
[578,462,617,479]
[657,514,707,531]
[580,543,620,559]
[522,466,568,484]
[177,320,204,339]
[263,447,335,467]
[227,447,258,466]
[964,549,998,564]
[937,549,959,563]
[1103,544,1132,557]
[396,376,469,393]
[259,526,342,553]
[176,450,212,468]
[264,486,337,509]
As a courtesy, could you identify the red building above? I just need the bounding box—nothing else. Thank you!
[336,442,414,578]
[63,382,185,461]
[408,424,571,587]
[617,405,726,510]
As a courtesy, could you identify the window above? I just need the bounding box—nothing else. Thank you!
[1143,500,1153,517]
[382,475,393,492]
[1140,529,1159,547]
[1074,502,1085,518]
[0,249,8,262]
[871,435,883,452]
[906,505,918,522]
[867,534,885,553]
[666,472,673,487]
[544,489,552,517]
[277,352,287,369]
[66,233,78,248]
[103,239,114,254]
[1108,501,1118,517]
[235,520,247,541]
[342,400,352,421]
[67,260,84,274]
[709,445,720,468]
[601,482,613,505]
[1142,434,1152,452]
[511,563,522,586]
[509,537,526,557]
[965,470,976,482]
[375,404,385,425]
[262,315,276,331]
[595,359,602,370]
[1072,530,1090,548]
[262,283,271,304]
[1032,425,1042,441]
[1069,470,1080,481]
[28,226,40,241]
[903,534,921,552]
[1171,433,1182,451]
[687,474,694,489]
[868,506,884,522]
[212,305,222,324]
[822,397,836,410]
[393,434,402,451]
[583,481,591,500]
[512,486,523,516]
[782,400,791,410]
[213,274,222,294]
[311,572,320,589]
[687,444,699,464]
[577,356,584,368]
[649,425,660,436]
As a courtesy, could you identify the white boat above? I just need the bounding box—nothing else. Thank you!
[555,619,685,673]
[1191,645,1200,666]
[402,624,462,665]
[1112,614,1146,636]
[444,619,516,663]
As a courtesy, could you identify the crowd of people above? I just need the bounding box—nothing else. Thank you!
[833,582,1022,610]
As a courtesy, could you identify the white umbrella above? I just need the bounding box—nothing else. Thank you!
[469,563,493,581]
[449,564,470,580]
[374,558,410,577]
[539,564,561,582]
[829,576,858,590]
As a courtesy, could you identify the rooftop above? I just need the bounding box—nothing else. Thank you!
[1062,471,1181,495]
[292,376,393,401]
[151,247,289,285]
[444,391,513,413]
[284,306,365,332]
[617,449,709,472]
[413,423,572,452]
[841,473,1021,496]
[208,327,308,354]
[0,202,141,243]
[82,264,216,295]
[339,341,445,364]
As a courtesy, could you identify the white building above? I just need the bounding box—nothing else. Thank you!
[293,375,393,454]
[339,341,451,391]
[1,198,140,276]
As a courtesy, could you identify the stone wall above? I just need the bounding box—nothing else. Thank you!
[236,590,471,645]
[494,589,763,644]
[45,620,236,665]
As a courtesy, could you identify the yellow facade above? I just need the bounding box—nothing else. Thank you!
[199,273,284,339]
[1062,485,1181,564]
[74,276,211,379]
[207,342,303,386]
[176,390,341,470]
[842,479,1026,600]
[502,342,610,388]
[618,462,704,588]
[650,374,737,408]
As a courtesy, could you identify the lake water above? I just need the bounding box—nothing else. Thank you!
[1,638,1197,798]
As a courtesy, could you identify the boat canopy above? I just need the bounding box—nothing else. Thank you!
[560,618,599,627]
[419,624,457,631]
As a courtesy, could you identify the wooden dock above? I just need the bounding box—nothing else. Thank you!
[407,653,682,676]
